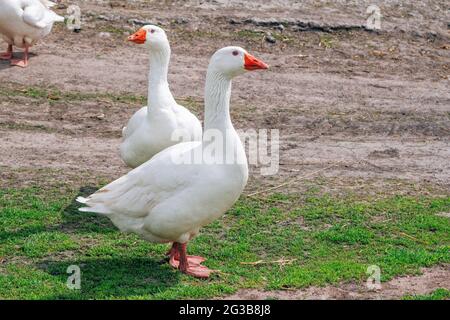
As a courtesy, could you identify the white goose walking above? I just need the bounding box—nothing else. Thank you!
[121,25,202,168]
[77,46,268,278]
[0,0,64,67]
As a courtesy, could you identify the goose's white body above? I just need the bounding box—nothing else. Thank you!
[78,46,269,277]
[78,47,256,244]
[121,26,202,168]
[79,50,250,245]
[0,0,63,48]
[121,103,202,169]
[79,139,247,243]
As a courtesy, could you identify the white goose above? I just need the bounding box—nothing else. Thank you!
[121,25,202,168]
[77,46,268,278]
[0,0,64,67]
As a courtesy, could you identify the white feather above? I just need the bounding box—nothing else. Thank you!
[76,196,88,204]
[0,0,64,47]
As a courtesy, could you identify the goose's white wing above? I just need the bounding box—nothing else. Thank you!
[22,3,64,29]
[122,106,147,139]
[47,9,65,23]
[39,0,57,8]
[77,141,201,217]
[22,5,46,28]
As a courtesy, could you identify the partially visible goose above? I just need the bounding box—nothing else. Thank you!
[121,25,202,168]
[77,46,269,278]
[0,0,64,67]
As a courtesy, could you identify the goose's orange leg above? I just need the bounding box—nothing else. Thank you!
[0,45,13,60]
[11,45,28,68]
[169,242,211,278]
[167,242,179,260]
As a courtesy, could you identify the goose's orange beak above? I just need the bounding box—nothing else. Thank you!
[244,53,269,71]
[128,28,147,44]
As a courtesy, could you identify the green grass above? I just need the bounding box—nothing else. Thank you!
[235,29,295,45]
[0,187,449,299]
[236,29,264,40]
[403,288,450,300]
[0,84,200,112]
[0,121,58,133]
[0,85,146,105]
[319,34,335,48]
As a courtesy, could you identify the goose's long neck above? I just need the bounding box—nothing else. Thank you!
[203,67,248,169]
[204,69,233,134]
[147,43,176,111]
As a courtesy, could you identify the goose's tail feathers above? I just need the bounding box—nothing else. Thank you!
[76,196,88,204]
[76,197,111,215]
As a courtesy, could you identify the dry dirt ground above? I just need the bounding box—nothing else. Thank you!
[0,0,449,299]
[224,265,450,300]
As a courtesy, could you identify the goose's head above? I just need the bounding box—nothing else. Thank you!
[128,25,168,49]
[209,46,269,78]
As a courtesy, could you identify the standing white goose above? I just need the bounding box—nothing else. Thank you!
[121,25,202,168]
[0,0,64,67]
[77,46,268,278]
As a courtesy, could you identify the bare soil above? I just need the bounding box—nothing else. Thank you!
[223,265,450,300]
[0,0,449,298]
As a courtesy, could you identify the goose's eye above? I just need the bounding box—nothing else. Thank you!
[150,29,155,33]
[232,50,239,56]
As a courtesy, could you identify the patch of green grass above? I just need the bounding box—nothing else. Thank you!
[0,85,146,105]
[235,29,295,45]
[271,33,295,44]
[22,232,79,258]
[173,28,222,41]
[177,97,203,114]
[403,288,450,300]
[0,187,449,299]
[319,34,334,48]
[97,25,128,35]
[0,121,57,133]
[0,84,204,119]
[316,225,374,244]
[236,29,264,40]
